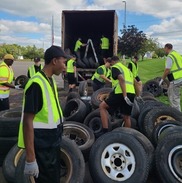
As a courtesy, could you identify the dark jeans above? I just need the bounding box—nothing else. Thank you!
[34,146,61,183]
[0,98,9,111]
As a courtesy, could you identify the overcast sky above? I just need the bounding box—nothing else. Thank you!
[0,0,182,53]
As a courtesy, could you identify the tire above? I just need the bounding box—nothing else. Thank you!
[82,57,90,68]
[91,87,112,109]
[113,127,154,169]
[63,121,95,161]
[0,107,22,137]
[142,80,162,97]
[155,127,182,183]
[66,92,80,103]
[80,97,92,117]
[141,91,154,98]
[64,98,87,123]
[78,81,88,97]
[0,137,18,166]
[131,99,140,120]
[153,76,170,90]
[83,109,112,137]
[137,101,165,132]
[15,137,85,183]
[15,75,29,89]
[89,131,150,183]
[76,58,86,68]
[152,120,182,147]
[88,57,96,68]
[2,144,24,183]
[143,106,182,140]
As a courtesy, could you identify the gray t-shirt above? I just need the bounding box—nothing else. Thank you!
[166,57,173,69]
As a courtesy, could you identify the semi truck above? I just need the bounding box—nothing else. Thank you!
[61,10,118,88]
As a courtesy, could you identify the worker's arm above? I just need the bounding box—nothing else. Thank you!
[118,74,127,98]
[23,112,36,162]
[161,68,170,80]
[134,79,140,97]
[74,66,77,78]
[100,74,111,83]
[1,82,16,88]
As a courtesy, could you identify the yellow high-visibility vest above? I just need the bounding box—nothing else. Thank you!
[129,61,138,78]
[74,40,83,52]
[101,37,109,49]
[18,72,63,148]
[66,59,75,73]
[0,62,14,98]
[28,64,43,78]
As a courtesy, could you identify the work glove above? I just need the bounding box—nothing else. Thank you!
[136,96,143,101]
[24,160,39,178]
[124,96,133,106]
[159,79,163,86]
[14,85,22,89]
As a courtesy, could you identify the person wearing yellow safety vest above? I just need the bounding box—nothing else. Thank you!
[18,45,67,182]
[0,54,22,111]
[91,57,112,92]
[99,56,138,133]
[128,56,142,94]
[74,38,87,58]
[100,35,109,63]
[159,43,182,111]
[27,57,43,78]
[66,55,77,92]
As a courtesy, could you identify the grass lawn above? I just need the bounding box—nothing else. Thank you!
[125,58,182,106]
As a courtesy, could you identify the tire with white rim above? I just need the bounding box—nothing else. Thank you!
[89,131,149,183]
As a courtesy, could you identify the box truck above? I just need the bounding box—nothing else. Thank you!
[61,10,118,87]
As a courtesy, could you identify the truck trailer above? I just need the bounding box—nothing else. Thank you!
[61,10,118,87]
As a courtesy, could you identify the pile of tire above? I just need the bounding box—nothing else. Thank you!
[142,76,169,97]
[77,57,99,69]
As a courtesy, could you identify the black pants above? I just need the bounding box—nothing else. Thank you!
[34,146,61,183]
[0,98,9,111]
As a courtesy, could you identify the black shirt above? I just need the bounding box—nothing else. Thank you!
[27,65,42,78]
[112,67,123,80]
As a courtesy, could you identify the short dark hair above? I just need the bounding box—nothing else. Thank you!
[111,56,119,62]
[165,43,173,50]
[106,57,112,63]
[134,56,138,60]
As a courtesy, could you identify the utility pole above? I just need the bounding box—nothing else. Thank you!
[122,1,126,30]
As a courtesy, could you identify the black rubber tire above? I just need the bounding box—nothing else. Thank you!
[78,81,88,97]
[80,98,92,117]
[14,75,29,89]
[82,57,90,68]
[91,87,112,109]
[131,99,140,120]
[155,127,182,183]
[2,144,24,183]
[63,121,95,161]
[89,131,149,183]
[0,107,22,137]
[0,137,18,166]
[88,57,96,68]
[76,58,86,68]
[152,120,182,147]
[113,127,154,169]
[141,91,155,98]
[153,76,170,90]
[142,80,162,97]
[137,101,165,132]
[64,98,87,123]
[66,92,80,103]
[15,137,85,183]
[143,106,182,140]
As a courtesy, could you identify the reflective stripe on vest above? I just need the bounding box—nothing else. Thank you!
[129,61,138,78]
[66,59,75,73]
[168,51,182,80]
[91,65,109,83]
[28,65,43,78]
[18,73,63,148]
[101,37,109,49]
[113,63,135,94]
[0,62,14,96]
[74,40,82,52]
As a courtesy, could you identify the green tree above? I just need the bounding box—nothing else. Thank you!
[118,25,147,57]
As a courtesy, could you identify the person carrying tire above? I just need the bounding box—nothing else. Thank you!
[128,56,142,94]
[74,38,87,58]
[0,54,22,111]
[91,57,112,92]
[159,43,182,111]
[66,55,77,92]
[18,45,67,183]
[100,35,109,63]
[99,56,136,132]
[27,57,43,78]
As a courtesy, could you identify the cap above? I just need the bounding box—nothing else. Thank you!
[4,54,14,60]
[44,45,68,62]
[34,57,40,62]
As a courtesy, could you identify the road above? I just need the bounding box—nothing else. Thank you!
[12,60,64,88]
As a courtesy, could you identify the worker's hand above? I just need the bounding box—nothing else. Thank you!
[136,96,144,103]
[24,160,39,178]
[159,79,163,86]
[14,85,22,90]
[124,96,133,106]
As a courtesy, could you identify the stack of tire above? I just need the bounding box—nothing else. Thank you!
[77,57,99,69]
[142,76,169,97]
